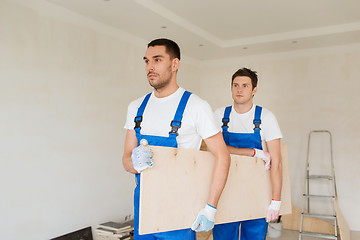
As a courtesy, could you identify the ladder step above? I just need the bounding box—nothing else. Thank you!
[300,231,337,239]
[308,175,333,180]
[302,213,336,220]
[303,194,335,199]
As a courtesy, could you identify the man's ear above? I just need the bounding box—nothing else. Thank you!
[252,86,258,96]
[172,58,180,72]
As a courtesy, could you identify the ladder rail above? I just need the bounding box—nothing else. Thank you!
[327,131,338,198]
[304,130,313,213]
[299,131,313,239]
[310,130,337,197]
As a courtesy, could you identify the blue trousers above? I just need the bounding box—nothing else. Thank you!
[213,218,268,240]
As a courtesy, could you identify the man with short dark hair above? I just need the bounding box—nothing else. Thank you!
[212,68,283,240]
[122,38,230,240]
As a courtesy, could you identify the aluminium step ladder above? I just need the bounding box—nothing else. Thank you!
[299,130,338,240]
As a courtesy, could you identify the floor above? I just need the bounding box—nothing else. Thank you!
[197,229,360,240]
[268,229,324,240]
[267,229,360,240]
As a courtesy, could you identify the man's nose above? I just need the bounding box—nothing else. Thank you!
[147,62,154,72]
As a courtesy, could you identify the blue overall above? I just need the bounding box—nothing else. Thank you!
[133,91,196,240]
[212,105,268,240]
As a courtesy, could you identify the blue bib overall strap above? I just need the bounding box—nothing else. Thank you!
[169,90,192,138]
[133,92,151,136]
[214,105,267,240]
[133,91,195,240]
[221,106,232,145]
[253,105,262,149]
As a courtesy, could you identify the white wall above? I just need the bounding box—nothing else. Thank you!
[0,0,149,239]
[198,46,360,231]
[1,1,359,239]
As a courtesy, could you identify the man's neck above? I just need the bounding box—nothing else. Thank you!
[153,83,179,98]
[233,101,253,114]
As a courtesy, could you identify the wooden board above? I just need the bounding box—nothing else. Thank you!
[139,144,292,235]
[334,199,351,240]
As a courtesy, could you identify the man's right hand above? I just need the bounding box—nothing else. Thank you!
[131,139,153,173]
[254,148,271,170]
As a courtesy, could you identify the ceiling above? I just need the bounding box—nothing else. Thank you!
[48,0,360,60]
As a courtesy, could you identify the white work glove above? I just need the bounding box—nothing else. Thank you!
[131,139,153,173]
[266,200,281,222]
[253,148,271,170]
[191,204,217,232]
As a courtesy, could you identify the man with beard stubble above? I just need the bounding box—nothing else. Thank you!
[122,38,231,240]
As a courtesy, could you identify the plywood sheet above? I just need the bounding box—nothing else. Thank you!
[334,199,351,240]
[139,144,291,235]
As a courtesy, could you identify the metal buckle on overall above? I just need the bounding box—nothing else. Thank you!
[222,118,230,127]
[253,119,261,130]
[169,120,182,136]
[134,116,143,129]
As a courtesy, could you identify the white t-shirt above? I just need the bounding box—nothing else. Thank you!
[124,87,220,150]
[214,104,282,142]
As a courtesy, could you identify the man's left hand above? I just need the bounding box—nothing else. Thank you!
[266,199,281,222]
[191,204,217,232]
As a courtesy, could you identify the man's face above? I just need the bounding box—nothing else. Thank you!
[143,45,176,90]
[231,76,257,105]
